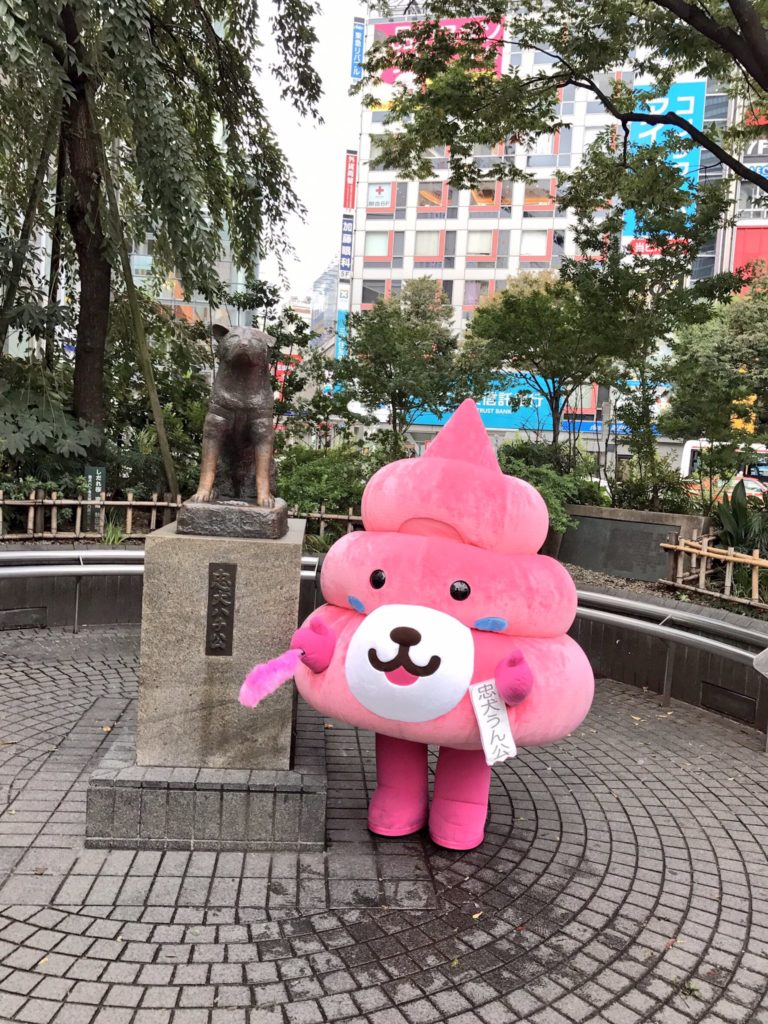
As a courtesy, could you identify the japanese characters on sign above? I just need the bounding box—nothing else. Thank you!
[343,150,358,211]
[623,80,707,239]
[368,182,392,208]
[339,214,354,280]
[350,18,365,81]
[469,679,518,767]
[373,18,504,86]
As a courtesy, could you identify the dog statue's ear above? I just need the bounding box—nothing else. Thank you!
[211,324,230,342]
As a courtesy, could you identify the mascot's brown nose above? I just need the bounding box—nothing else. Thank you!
[390,627,421,648]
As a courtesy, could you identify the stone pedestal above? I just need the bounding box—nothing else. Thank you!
[136,519,305,770]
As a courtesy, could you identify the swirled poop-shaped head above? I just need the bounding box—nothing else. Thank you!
[362,399,548,553]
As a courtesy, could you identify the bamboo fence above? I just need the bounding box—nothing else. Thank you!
[0,491,363,541]
[660,529,768,611]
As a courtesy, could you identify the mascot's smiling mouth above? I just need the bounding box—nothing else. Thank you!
[368,647,442,687]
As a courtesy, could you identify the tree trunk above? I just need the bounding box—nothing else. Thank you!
[45,111,67,370]
[65,83,112,428]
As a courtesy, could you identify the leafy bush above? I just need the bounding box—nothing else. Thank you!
[500,438,607,507]
[714,480,768,555]
[497,446,577,534]
[0,357,100,481]
[277,444,372,516]
[609,457,693,514]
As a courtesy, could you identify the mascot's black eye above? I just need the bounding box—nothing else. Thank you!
[450,580,471,601]
[370,569,386,589]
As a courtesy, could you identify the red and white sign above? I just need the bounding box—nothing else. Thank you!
[629,237,688,257]
[374,18,504,85]
[343,150,358,211]
[367,182,391,208]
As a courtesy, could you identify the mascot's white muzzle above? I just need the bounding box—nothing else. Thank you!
[345,603,474,723]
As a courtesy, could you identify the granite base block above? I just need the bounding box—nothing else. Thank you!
[137,519,305,770]
[86,702,327,852]
[176,498,289,539]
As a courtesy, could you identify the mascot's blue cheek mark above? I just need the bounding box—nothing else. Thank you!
[474,616,508,632]
[348,596,366,613]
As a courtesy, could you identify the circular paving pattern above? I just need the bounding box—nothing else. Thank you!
[0,627,766,1024]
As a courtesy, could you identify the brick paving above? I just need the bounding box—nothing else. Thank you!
[0,626,767,1023]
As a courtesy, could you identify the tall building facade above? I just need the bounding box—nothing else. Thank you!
[340,8,768,449]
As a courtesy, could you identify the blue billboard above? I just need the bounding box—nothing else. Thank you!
[350,18,365,80]
[623,80,707,238]
[413,382,555,432]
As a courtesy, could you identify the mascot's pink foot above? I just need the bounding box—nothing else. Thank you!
[368,735,428,837]
[429,746,491,851]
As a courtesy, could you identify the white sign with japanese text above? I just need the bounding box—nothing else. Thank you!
[469,679,518,766]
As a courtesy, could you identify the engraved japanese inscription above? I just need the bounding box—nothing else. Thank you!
[205,562,237,656]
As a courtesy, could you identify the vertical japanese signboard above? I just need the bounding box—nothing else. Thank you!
[350,17,365,80]
[622,81,707,239]
[339,214,354,280]
[343,150,358,211]
[85,464,106,532]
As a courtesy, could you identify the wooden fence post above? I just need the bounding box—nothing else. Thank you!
[50,491,58,537]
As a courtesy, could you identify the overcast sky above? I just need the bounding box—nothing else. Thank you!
[259,4,367,300]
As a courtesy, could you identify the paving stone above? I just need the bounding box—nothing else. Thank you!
[1,635,768,1024]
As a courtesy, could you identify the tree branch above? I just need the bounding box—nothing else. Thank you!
[724,0,768,75]
[564,75,768,193]
[647,0,768,90]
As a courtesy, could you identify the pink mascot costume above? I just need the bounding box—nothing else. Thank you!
[242,400,594,851]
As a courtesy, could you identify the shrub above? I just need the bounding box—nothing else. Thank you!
[497,446,577,534]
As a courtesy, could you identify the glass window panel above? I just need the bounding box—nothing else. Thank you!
[470,184,497,206]
[521,230,549,255]
[368,182,392,207]
[362,280,386,304]
[500,180,515,206]
[396,182,409,206]
[467,231,493,255]
[441,280,454,301]
[415,231,441,256]
[418,181,444,207]
[364,232,389,256]
[524,179,552,206]
[444,231,456,257]
[464,280,490,306]
[392,232,405,256]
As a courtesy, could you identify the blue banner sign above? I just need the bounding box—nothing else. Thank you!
[623,80,707,238]
[334,309,348,360]
[414,382,556,432]
[351,18,365,80]
[339,214,354,279]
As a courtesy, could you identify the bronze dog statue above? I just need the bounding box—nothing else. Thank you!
[190,324,275,508]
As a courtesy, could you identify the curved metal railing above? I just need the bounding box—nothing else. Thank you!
[2,551,767,748]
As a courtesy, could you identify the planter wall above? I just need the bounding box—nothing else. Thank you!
[558,504,711,582]
[569,590,768,734]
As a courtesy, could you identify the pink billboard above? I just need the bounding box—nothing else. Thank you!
[373,18,504,85]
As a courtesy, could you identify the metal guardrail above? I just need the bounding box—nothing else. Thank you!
[2,552,767,748]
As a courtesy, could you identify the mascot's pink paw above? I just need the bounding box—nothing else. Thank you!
[368,735,429,837]
[495,650,534,707]
[290,619,336,674]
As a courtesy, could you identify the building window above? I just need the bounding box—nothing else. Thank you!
[364,232,389,257]
[586,74,613,113]
[464,280,490,306]
[415,231,441,257]
[738,182,768,218]
[369,138,395,170]
[500,180,514,208]
[418,181,444,207]
[470,184,497,207]
[447,186,460,218]
[467,230,494,256]
[521,230,549,256]
[582,126,605,151]
[559,84,576,116]
[396,182,408,217]
[368,182,393,208]
[441,280,454,302]
[392,231,405,268]
[390,280,403,296]
[362,280,387,304]
[524,179,553,208]
[691,239,716,281]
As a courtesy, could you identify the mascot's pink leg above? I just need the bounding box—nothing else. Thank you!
[368,734,428,837]
[429,746,491,851]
